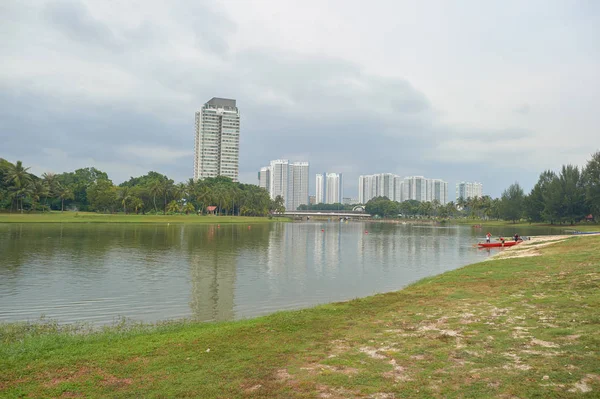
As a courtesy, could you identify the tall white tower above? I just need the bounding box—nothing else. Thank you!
[194,98,240,181]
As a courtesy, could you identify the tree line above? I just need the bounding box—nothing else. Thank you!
[364,151,599,224]
[0,159,285,216]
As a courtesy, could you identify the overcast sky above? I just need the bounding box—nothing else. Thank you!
[1,0,599,199]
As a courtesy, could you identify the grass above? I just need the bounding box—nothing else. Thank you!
[453,218,600,231]
[1,236,599,398]
[0,212,289,224]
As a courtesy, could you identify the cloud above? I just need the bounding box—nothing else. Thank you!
[514,104,531,115]
[1,0,599,200]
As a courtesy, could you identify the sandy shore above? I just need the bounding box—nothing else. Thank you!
[488,234,574,260]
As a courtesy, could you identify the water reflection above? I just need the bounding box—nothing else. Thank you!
[0,222,570,325]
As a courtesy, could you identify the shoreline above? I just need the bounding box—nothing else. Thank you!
[1,235,599,397]
[0,213,289,224]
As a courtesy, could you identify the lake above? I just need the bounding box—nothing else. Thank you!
[0,221,568,325]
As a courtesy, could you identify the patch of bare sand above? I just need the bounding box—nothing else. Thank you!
[489,235,572,260]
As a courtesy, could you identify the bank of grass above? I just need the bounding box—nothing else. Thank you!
[453,218,600,231]
[1,237,599,398]
[0,212,289,224]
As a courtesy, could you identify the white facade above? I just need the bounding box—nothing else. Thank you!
[289,162,309,211]
[263,160,309,211]
[358,174,448,204]
[456,182,483,201]
[431,179,448,205]
[269,160,290,207]
[315,173,325,204]
[325,173,343,204]
[194,98,240,182]
[258,167,270,191]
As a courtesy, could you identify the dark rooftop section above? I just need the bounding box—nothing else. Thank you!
[207,97,236,108]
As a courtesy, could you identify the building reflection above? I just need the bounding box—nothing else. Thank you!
[185,224,272,322]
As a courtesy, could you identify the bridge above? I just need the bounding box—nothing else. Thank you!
[279,210,372,218]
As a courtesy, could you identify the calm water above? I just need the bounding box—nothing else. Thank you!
[0,222,568,325]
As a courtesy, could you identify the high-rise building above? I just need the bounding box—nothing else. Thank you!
[289,162,309,211]
[269,159,290,207]
[359,174,447,204]
[261,159,309,211]
[194,97,240,181]
[325,173,343,204]
[359,173,401,203]
[315,173,325,204]
[431,179,448,205]
[258,167,270,191]
[456,182,483,201]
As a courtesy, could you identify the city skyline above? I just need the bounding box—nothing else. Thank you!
[359,174,449,205]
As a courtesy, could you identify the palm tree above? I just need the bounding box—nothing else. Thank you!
[166,200,180,213]
[56,183,74,212]
[161,179,175,215]
[4,160,32,212]
[149,179,161,213]
[196,185,211,214]
[30,180,49,212]
[118,186,131,214]
[183,202,195,215]
[42,172,58,211]
[130,197,144,214]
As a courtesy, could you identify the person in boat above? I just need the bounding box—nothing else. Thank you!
[514,233,520,242]
[499,236,505,244]
[486,232,492,243]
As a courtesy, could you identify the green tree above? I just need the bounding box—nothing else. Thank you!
[56,183,74,212]
[182,202,195,215]
[130,196,144,214]
[118,186,132,214]
[499,182,524,223]
[272,195,285,213]
[30,179,49,212]
[87,179,117,213]
[583,151,600,220]
[166,200,180,213]
[524,170,556,222]
[3,160,32,212]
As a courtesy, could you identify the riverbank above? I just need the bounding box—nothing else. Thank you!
[1,236,599,398]
[0,212,289,224]
[453,218,600,232]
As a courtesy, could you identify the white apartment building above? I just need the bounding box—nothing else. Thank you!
[359,174,448,204]
[315,173,325,204]
[260,160,309,211]
[194,98,240,181]
[289,162,309,211]
[325,173,343,204]
[431,179,448,205]
[456,182,483,201]
[269,159,290,207]
[258,167,270,191]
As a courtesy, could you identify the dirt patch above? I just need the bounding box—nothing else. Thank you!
[275,369,291,381]
[490,235,572,260]
[530,338,559,348]
[44,366,132,390]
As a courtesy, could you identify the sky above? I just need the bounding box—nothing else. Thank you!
[1,0,599,200]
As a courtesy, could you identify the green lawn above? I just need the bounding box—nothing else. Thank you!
[1,237,599,398]
[0,212,288,224]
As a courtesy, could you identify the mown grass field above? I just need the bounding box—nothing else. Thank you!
[0,212,287,224]
[1,237,599,398]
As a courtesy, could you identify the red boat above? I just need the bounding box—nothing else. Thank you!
[478,241,522,248]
